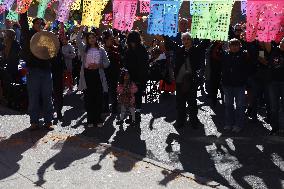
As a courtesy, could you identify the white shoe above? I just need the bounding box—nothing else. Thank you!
[232,127,242,133]
[97,123,103,128]
[224,126,232,131]
[87,124,94,128]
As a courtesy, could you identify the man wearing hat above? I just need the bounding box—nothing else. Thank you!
[19,13,54,130]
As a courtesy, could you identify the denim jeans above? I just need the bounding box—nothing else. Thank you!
[27,68,53,124]
[248,77,271,120]
[223,86,246,128]
[268,81,284,131]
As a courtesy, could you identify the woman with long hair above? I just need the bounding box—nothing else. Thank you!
[77,26,110,128]
[124,31,149,122]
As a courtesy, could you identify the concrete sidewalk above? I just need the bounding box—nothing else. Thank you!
[0,121,221,189]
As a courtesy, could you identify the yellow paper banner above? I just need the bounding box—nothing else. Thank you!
[81,0,108,27]
[71,0,81,10]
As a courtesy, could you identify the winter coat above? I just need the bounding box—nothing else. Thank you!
[76,31,110,92]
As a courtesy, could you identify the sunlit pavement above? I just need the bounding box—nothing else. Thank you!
[0,89,283,189]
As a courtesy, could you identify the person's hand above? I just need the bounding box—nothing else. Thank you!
[87,63,99,69]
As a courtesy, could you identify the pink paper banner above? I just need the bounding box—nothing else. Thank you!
[57,0,75,23]
[246,0,284,42]
[140,0,150,13]
[113,0,138,31]
[0,0,15,13]
[16,0,33,13]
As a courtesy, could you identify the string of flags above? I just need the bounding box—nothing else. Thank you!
[1,0,284,42]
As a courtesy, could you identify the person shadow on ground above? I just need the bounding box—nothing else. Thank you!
[60,92,85,128]
[229,140,284,189]
[142,94,176,130]
[0,128,48,181]
[162,127,231,187]
[90,123,146,173]
[112,124,146,172]
[34,135,97,186]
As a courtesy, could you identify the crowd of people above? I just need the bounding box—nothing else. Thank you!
[0,15,283,136]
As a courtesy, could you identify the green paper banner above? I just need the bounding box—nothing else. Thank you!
[191,0,235,41]
[6,10,19,21]
[37,0,50,18]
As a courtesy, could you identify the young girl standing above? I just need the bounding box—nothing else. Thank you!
[76,26,110,128]
[116,69,138,125]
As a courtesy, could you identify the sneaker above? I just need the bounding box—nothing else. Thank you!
[97,123,104,128]
[29,123,39,131]
[45,123,54,131]
[224,125,232,131]
[87,124,94,128]
[125,116,132,124]
[232,127,242,133]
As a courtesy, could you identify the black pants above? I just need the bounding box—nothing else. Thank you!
[52,71,63,114]
[135,82,146,110]
[208,74,222,105]
[176,83,198,125]
[84,69,103,124]
[108,79,118,111]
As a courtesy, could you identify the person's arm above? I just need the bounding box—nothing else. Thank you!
[76,26,85,55]
[19,12,29,34]
[100,48,110,68]
[64,45,76,59]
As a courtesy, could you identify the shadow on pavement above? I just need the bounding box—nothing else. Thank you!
[60,93,85,128]
[0,128,48,181]
[35,135,97,186]
[142,94,176,130]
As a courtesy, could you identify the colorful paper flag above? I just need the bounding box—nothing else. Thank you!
[57,0,76,23]
[191,0,235,41]
[37,0,50,18]
[147,0,181,37]
[16,0,33,13]
[140,0,150,13]
[82,0,108,27]
[241,0,247,15]
[6,10,19,21]
[113,0,138,31]
[71,0,81,10]
[246,0,284,42]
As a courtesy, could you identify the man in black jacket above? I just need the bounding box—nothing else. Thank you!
[19,13,53,130]
[222,38,249,133]
[175,32,201,128]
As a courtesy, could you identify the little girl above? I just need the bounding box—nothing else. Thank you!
[116,69,138,125]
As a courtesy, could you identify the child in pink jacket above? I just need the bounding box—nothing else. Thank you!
[116,69,138,125]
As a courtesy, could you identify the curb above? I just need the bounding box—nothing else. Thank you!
[78,135,226,189]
